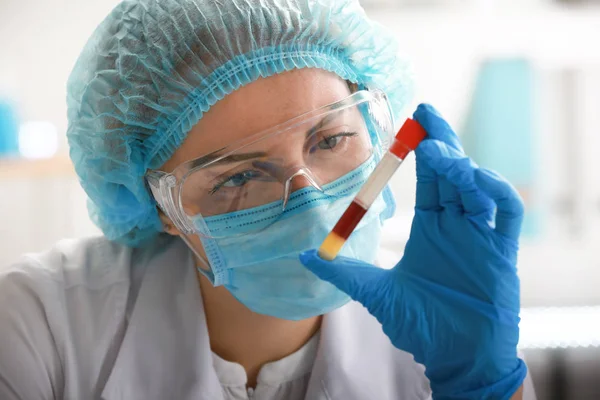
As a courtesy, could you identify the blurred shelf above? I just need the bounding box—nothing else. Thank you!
[0,156,75,180]
[519,305,600,349]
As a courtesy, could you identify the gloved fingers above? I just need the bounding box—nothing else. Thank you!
[418,140,474,192]
[416,140,462,212]
[461,186,496,219]
[299,249,387,308]
[462,191,496,225]
[418,140,497,218]
[415,147,441,211]
[438,177,463,214]
[413,104,464,212]
[438,153,497,218]
[413,104,464,153]
[474,168,524,241]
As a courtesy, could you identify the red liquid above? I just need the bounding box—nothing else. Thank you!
[332,201,368,240]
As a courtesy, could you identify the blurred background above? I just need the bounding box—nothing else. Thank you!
[0,0,598,398]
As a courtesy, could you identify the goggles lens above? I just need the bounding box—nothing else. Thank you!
[153,90,393,238]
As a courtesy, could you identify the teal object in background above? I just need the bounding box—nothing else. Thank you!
[0,101,19,156]
[461,58,539,237]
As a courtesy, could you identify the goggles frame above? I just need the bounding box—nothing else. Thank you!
[146,88,394,235]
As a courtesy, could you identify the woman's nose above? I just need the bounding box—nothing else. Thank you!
[290,172,316,191]
[282,167,323,210]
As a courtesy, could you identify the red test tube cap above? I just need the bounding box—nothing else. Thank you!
[389,118,427,159]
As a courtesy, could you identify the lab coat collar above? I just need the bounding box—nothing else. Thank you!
[101,238,428,399]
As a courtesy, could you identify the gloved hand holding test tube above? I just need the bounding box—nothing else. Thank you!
[303,104,528,399]
[318,118,427,261]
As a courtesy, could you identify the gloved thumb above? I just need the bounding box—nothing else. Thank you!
[299,249,389,308]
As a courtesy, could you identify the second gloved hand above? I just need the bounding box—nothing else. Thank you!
[300,104,527,399]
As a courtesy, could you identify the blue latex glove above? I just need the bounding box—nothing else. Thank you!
[300,104,527,399]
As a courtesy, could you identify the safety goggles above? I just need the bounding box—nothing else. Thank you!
[147,89,394,239]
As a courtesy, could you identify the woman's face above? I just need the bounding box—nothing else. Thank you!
[160,68,356,258]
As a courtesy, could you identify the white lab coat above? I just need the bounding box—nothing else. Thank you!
[0,235,536,400]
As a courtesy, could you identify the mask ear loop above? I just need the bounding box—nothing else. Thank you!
[181,233,228,287]
[146,172,227,285]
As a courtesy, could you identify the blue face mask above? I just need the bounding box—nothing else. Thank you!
[191,158,396,320]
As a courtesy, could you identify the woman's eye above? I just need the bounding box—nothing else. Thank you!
[211,170,264,194]
[313,131,358,152]
[317,135,343,150]
[222,170,263,187]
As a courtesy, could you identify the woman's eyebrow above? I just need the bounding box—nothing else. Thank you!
[306,112,342,139]
[190,110,347,169]
[190,151,268,169]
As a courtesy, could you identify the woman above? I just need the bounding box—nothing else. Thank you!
[0,0,535,399]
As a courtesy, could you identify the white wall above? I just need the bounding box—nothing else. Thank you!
[0,0,120,265]
[0,0,122,154]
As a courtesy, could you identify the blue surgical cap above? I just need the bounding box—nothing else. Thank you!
[67,0,413,246]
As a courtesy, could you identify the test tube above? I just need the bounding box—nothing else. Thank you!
[318,118,427,261]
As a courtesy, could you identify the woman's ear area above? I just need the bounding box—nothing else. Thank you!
[157,209,182,236]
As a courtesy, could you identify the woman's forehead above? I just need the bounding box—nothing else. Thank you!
[162,69,351,171]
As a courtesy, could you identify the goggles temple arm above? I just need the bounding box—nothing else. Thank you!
[146,171,195,235]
